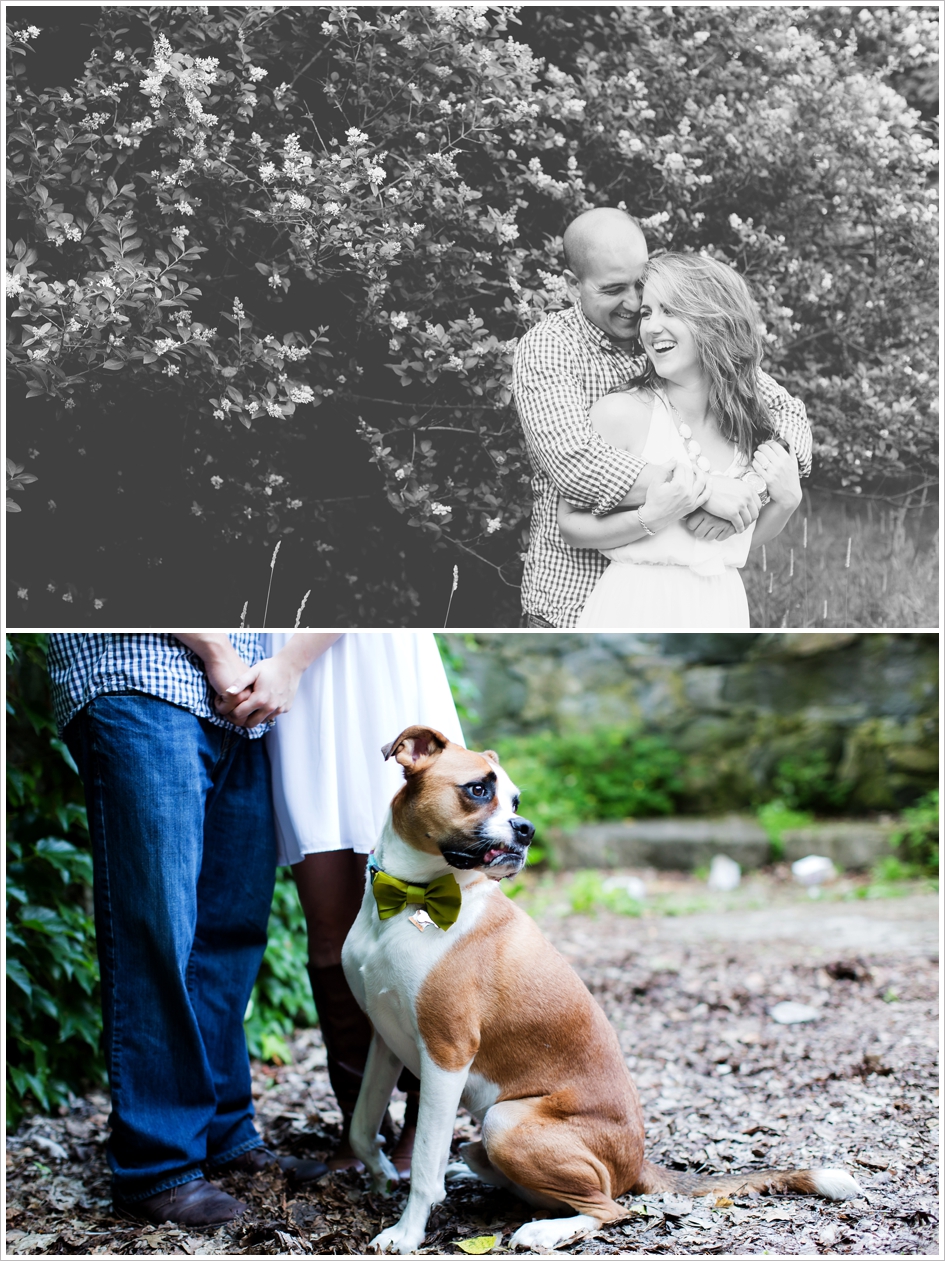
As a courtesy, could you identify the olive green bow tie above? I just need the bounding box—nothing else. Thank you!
[370,867,462,930]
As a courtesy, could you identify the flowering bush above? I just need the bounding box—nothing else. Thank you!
[6,5,937,620]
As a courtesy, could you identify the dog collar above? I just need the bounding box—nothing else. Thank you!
[368,853,462,930]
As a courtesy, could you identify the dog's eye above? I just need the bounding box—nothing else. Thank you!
[469,784,486,798]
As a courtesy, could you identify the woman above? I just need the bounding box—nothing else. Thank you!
[561,253,802,628]
[234,632,465,1173]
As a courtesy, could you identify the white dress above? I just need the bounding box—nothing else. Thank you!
[263,633,465,864]
[577,392,754,629]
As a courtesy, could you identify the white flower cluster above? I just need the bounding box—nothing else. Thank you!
[246,65,267,83]
[433,4,490,34]
[429,501,451,516]
[289,385,315,404]
[13,26,41,40]
[140,33,220,128]
[389,311,409,330]
[537,270,569,301]
[346,126,369,146]
[152,338,179,355]
[485,517,502,534]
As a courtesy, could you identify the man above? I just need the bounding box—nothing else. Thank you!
[512,207,812,628]
[47,633,327,1226]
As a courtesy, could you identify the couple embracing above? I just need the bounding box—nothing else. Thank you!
[514,207,808,629]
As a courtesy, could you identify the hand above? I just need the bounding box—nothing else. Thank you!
[684,509,738,541]
[175,635,254,711]
[640,457,709,532]
[214,653,307,728]
[702,472,761,532]
[753,438,802,507]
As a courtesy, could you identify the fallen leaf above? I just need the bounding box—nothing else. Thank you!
[761,1207,794,1222]
[855,1152,891,1170]
[456,1234,499,1253]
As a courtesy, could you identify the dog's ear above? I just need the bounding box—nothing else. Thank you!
[381,725,449,772]
[481,749,500,766]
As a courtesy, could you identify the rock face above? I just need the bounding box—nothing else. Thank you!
[455,633,937,814]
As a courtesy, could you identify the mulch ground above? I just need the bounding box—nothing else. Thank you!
[6,878,940,1257]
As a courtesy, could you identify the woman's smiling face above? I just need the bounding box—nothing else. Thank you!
[639,279,700,377]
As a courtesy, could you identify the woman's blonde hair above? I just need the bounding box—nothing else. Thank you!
[628,252,774,459]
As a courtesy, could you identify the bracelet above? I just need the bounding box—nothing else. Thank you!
[637,509,657,537]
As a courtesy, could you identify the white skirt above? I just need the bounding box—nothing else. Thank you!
[263,632,465,864]
[577,561,750,629]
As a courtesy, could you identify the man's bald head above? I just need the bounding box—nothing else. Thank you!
[562,208,649,347]
[562,207,646,281]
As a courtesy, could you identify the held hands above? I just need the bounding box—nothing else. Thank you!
[214,655,306,728]
[753,438,801,508]
[694,471,762,535]
[640,456,710,532]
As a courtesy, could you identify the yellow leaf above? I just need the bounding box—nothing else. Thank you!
[456,1235,499,1254]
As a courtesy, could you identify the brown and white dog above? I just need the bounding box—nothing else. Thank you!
[341,727,861,1254]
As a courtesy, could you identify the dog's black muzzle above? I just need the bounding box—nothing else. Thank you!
[440,817,535,870]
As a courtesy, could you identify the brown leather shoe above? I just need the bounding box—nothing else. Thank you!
[223,1145,328,1183]
[120,1177,246,1226]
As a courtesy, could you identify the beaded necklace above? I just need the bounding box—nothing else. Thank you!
[665,392,738,475]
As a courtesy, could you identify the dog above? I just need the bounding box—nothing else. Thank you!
[341,726,861,1254]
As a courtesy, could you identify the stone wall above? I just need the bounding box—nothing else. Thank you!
[451,633,937,814]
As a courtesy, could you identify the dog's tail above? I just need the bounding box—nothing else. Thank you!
[630,1159,862,1202]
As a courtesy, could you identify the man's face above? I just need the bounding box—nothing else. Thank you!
[565,236,649,347]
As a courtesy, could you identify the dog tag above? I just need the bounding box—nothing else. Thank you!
[408,908,437,931]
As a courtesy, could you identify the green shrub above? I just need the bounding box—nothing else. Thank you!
[493,726,684,845]
[887,789,939,879]
[772,747,853,811]
[756,799,815,862]
[244,869,316,1064]
[567,869,644,918]
[6,634,104,1130]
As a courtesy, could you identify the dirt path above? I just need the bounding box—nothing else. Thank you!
[6,884,939,1256]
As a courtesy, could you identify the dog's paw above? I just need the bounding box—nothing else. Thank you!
[509,1214,599,1252]
[370,1222,425,1254]
[369,1162,400,1197]
[445,1160,479,1183]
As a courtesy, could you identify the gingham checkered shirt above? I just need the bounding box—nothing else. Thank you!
[47,633,266,737]
[512,303,812,628]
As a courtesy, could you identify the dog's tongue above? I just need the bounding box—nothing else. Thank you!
[484,847,507,863]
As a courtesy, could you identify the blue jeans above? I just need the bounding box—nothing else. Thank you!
[65,695,277,1203]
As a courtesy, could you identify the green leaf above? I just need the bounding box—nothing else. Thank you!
[6,957,32,997]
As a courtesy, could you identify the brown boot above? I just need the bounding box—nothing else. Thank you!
[118,1177,246,1226]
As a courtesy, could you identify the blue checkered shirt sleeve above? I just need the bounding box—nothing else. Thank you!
[46,633,266,736]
